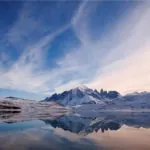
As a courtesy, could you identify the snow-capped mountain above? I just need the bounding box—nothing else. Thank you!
[43,85,120,106]
[112,92,150,109]
[44,85,150,109]
[79,91,150,111]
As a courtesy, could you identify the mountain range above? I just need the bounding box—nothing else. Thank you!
[2,85,150,110]
[43,85,150,109]
[44,85,120,106]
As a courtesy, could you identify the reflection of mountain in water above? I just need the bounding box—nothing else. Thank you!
[0,111,20,120]
[43,116,121,134]
[43,112,150,134]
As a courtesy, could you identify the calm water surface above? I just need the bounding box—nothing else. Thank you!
[0,112,150,150]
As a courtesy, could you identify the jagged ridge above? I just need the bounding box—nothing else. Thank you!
[44,85,120,106]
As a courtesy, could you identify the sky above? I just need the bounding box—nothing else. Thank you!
[0,1,150,100]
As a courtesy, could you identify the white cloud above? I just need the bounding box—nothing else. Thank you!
[0,1,150,98]
[0,24,69,93]
[56,2,150,94]
[0,3,70,95]
[88,43,150,94]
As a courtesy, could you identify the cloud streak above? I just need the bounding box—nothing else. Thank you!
[56,2,150,94]
[0,1,150,99]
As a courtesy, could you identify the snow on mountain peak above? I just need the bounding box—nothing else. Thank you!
[72,85,93,94]
[44,85,105,106]
[43,86,121,106]
[75,85,89,91]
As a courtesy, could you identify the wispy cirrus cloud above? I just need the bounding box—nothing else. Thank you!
[56,1,150,94]
[0,2,72,96]
[0,1,150,99]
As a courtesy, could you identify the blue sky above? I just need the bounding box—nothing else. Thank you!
[0,1,150,100]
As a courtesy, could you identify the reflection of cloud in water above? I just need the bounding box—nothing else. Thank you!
[0,127,100,150]
[88,125,150,150]
[0,124,150,150]
[0,112,150,150]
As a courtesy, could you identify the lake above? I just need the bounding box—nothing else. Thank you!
[0,111,150,150]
